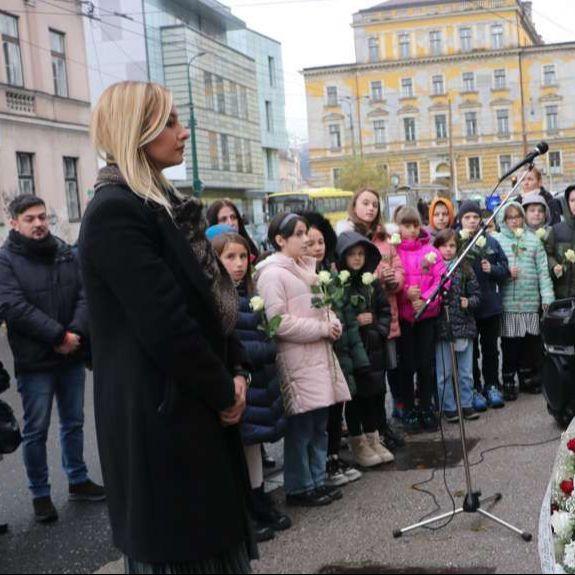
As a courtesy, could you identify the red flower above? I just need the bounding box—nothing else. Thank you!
[561,480,574,496]
[567,439,575,452]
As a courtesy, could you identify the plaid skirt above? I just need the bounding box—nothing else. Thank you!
[501,312,540,338]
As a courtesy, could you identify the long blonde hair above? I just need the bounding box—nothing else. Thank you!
[91,81,177,213]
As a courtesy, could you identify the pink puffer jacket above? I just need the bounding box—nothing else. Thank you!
[255,253,351,417]
[396,230,446,324]
[372,238,404,340]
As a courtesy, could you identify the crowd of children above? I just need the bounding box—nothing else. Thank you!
[203,167,575,544]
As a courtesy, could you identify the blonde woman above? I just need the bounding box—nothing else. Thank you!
[79,82,256,573]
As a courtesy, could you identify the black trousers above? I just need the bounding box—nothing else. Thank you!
[327,402,344,456]
[398,319,436,410]
[345,395,380,437]
[502,335,540,377]
[473,315,502,392]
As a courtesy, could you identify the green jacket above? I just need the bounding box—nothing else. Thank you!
[494,201,555,314]
[546,196,575,300]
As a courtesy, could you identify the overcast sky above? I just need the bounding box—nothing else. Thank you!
[223,0,575,142]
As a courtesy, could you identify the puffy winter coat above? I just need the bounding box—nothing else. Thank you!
[235,292,286,446]
[372,238,404,339]
[436,264,481,341]
[495,202,555,313]
[546,191,575,300]
[396,229,446,323]
[255,254,350,416]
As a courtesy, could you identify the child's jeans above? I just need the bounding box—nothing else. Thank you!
[436,339,474,413]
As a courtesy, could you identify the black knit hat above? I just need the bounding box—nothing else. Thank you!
[457,201,482,222]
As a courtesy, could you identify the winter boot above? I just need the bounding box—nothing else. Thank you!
[503,373,518,402]
[365,432,394,464]
[349,435,383,468]
[251,486,292,532]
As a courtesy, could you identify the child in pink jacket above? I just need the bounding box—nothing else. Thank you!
[256,213,350,508]
[395,207,446,434]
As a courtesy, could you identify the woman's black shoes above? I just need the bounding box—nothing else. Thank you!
[286,490,332,507]
[253,521,275,543]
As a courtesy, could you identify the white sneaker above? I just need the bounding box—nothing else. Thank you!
[338,458,363,483]
[326,456,349,487]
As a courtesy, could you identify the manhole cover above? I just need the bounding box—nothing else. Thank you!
[391,438,480,471]
[318,565,495,574]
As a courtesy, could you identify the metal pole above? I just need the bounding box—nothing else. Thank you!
[186,52,206,198]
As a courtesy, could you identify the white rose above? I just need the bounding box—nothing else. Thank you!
[551,511,575,543]
[249,296,265,313]
[425,252,438,265]
[390,233,402,246]
[339,270,351,284]
[460,229,471,241]
[536,228,547,240]
[514,228,525,239]
[362,272,376,286]
[564,540,575,569]
[476,236,487,249]
[318,271,332,285]
[566,250,575,264]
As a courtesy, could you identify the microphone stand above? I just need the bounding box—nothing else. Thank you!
[393,165,534,542]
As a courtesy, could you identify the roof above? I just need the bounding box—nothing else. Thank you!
[359,0,461,13]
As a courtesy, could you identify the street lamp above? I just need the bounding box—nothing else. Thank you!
[339,97,356,157]
[186,51,207,197]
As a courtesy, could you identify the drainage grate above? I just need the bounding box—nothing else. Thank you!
[390,438,481,471]
[318,565,496,574]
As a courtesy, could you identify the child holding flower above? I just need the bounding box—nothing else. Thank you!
[335,232,394,466]
[495,202,555,401]
[395,207,446,433]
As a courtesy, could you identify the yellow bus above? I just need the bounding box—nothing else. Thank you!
[267,188,353,227]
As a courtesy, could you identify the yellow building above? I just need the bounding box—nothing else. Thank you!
[303,0,575,202]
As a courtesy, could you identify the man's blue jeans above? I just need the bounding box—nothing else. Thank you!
[283,408,329,496]
[17,363,89,499]
[436,339,474,413]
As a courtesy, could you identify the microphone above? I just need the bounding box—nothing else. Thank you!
[499,141,549,181]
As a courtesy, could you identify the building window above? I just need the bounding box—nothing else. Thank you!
[463,72,475,92]
[333,168,341,187]
[546,105,559,132]
[374,120,386,146]
[221,134,230,171]
[460,27,472,52]
[399,33,411,59]
[491,24,504,50]
[497,110,510,136]
[401,78,414,98]
[404,118,416,142]
[371,81,383,102]
[63,157,81,222]
[1,12,23,87]
[465,112,478,137]
[265,100,274,133]
[368,37,379,63]
[543,64,557,86]
[435,114,448,140]
[432,75,445,96]
[266,149,275,180]
[204,72,214,110]
[430,30,442,56]
[229,82,239,117]
[240,86,248,119]
[327,86,338,107]
[499,155,511,177]
[550,151,562,174]
[235,138,243,173]
[329,124,342,150]
[50,30,68,97]
[469,157,481,181]
[16,152,35,194]
[494,69,506,90]
[209,132,218,170]
[407,162,419,186]
[268,56,276,87]
[216,76,226,114]
[244,139,252,173]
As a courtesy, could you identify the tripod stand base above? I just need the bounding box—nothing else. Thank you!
[393,493,532,542]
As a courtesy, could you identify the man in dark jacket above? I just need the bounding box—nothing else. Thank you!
[0,195,104,524]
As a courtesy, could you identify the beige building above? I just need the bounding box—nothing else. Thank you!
[0,0,97,241]
[303,0,575,202]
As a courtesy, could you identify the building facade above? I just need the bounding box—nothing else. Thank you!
[0,0,98,241]
[85,0,288,224]
[303,0,575,201]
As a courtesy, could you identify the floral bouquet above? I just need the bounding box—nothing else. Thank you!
[350,272,377,312]
[249,296,282,339]
[554,250,575,280]
[311,270,350,311]
[421,251,438,274]
[459,230,494,262]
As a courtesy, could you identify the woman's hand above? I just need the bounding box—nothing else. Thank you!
[357,313,374,326]
[219,376,247,427]
[381,267,396,287]
[407,286,421,302]
[554,264,564,279]
[481,259,492,274]
[510,267,521,281]
[412,299,424,313]
[328,322,342,341]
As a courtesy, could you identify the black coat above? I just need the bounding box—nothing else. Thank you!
[78,184,255,564]
[235,294,286,446]
[0,231,88,375]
